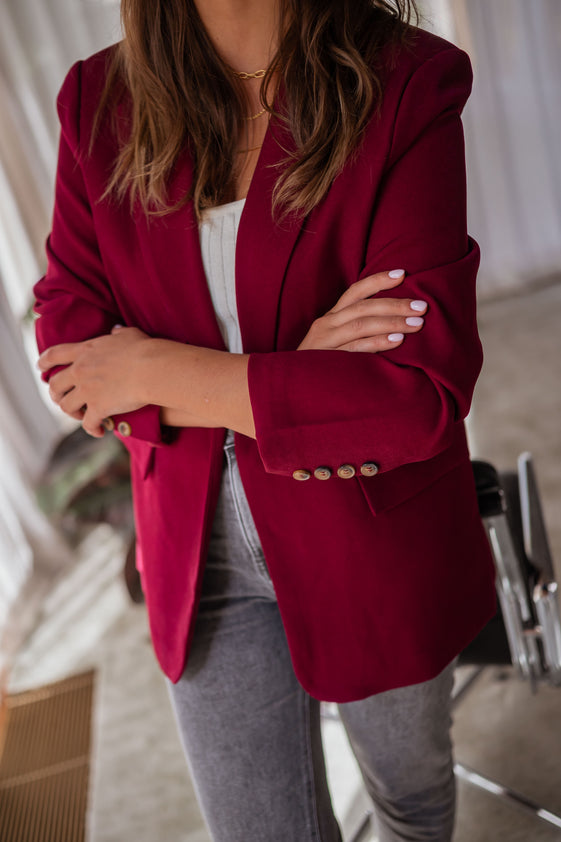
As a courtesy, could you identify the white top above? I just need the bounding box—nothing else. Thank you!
[199,198,246,354]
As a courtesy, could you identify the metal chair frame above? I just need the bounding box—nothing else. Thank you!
[341,453,561,842]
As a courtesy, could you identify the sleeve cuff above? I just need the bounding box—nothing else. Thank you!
[110,404,168,446]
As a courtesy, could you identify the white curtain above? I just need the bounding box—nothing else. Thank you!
[0,0,120,660]
[0,0,121,314]
[0,274,71,662]
[422,0,561,297]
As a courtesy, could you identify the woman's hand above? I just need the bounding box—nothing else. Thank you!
[297,269,427,352]
[37,326,151,437]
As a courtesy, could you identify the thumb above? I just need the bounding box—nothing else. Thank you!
[111,323,124,334]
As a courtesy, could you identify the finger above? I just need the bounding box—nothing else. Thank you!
[59,389,88,417]
[48,368,76,402]
[38,343,83,371]
[81,410,105,438]
[330,270,405,313]
[111,324,148,340]
[300,310,423,350]
[49,382,75,406]
[337,333,405,353]
[329,296,428,326]
[50,397,86,422]
[323,313,424,348]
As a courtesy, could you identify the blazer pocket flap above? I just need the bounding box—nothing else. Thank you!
[357,433,469,517]
[125,438,156,480]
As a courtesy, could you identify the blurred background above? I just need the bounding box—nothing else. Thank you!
[0,1,560,841]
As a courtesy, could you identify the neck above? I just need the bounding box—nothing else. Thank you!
[193,0,281,73]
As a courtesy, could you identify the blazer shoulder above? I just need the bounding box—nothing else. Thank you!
[82,44,120,89]
[357,26,473,174]
[403,25,466,63]
[376,25,472,101]
[56,44,121,151]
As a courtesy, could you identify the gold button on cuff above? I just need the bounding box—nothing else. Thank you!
[117,421,132,437]
[360,462,379,477]
[102,417,115,432]
[314,467,332,481]
[337,464,356,479]
[293,469,312,482]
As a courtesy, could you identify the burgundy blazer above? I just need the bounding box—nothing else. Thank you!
[34,26,496,702]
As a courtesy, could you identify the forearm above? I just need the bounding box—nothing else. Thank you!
[140,339,256,438]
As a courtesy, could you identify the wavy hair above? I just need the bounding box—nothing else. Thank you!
[93,0,419,221]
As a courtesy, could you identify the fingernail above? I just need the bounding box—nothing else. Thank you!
[388,270,405,279]
[388,333,404,342]
[410,300,427,311]
[405,317,424,327]
[113,323,124,329]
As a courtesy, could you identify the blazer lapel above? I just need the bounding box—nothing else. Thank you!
[134,98,305,354]
[236,110,306,353]
[134,148,226,350]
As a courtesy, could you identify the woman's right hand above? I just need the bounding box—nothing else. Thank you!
[297,270,427,353]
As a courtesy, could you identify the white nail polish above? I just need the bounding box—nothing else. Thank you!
[388,333,404,342]
[410,300,427,311]
[406,317,424,327]
[388,270,405,279]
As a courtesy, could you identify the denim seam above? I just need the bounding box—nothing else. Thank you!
[301,693,323,841]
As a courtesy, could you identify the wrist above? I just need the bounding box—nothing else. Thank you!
[135,337,172,405]
[138,337,204,409]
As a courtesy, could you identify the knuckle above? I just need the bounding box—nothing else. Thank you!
[350,317,364,333]
[59,393,72,413]
[349,338,364,351]
[307,319,322,340]
[361,337,383,354]
[73,358,88,376]
[355,298,371,313]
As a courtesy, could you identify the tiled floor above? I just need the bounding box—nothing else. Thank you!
[4,278,561,841]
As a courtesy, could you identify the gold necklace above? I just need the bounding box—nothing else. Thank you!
[230,68,267,80]
[228,65,272,119]
[244,107,267,121]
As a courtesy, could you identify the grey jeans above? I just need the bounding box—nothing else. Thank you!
[167,433,456,842]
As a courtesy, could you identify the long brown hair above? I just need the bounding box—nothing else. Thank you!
[94,1,419,221]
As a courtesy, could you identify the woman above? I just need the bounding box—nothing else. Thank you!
[34,1,496,839]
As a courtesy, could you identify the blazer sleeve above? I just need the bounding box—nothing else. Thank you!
[33,60,165,446]
[247,46,482,477]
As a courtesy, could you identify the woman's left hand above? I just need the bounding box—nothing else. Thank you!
[37,326,151,437]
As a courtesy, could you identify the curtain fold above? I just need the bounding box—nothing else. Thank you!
[0,0,120,661]
[0,0,121,313]
[423,0,561,297]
